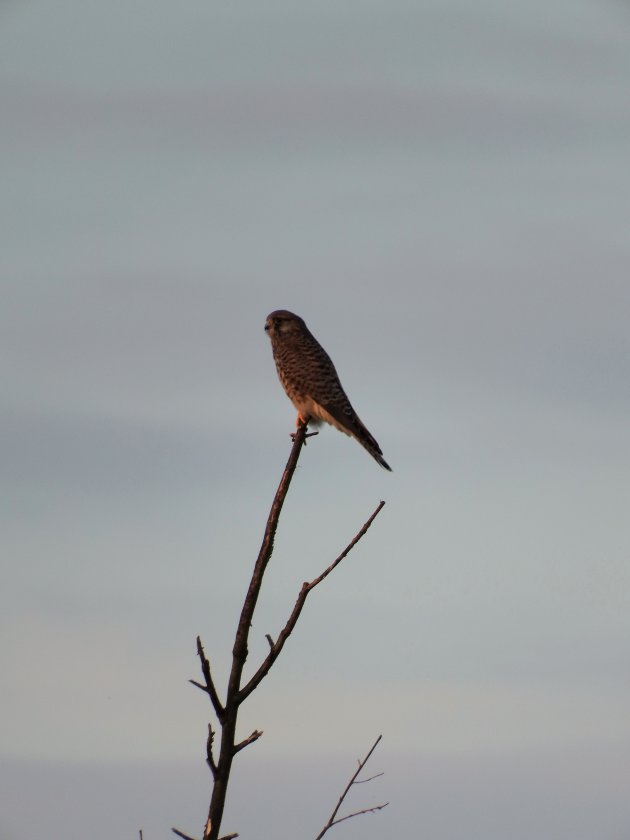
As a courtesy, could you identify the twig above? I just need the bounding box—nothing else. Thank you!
[239,501,386,703]
[354,771,384,784]
[193,637,225,722]
[233,729,263,754]
[206,723,218,778]
[172,829,198,840]
[319,802,388,830]
[314,735,388,840]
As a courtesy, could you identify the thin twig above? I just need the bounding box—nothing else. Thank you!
[354,771,384,784]
[233,729,263,754]
[172,829,198,840]
[314,735,388,840]
[195,636,225,722]
[320,802,389,830]
[206,723,218,778]
[239,501,386,703]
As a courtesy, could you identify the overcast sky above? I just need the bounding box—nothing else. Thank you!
[2,1,630,838]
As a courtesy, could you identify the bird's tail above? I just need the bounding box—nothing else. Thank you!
[354,422,392,471]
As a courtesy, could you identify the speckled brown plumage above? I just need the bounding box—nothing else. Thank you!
[265,310,392,471]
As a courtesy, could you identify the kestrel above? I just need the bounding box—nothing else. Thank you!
[265,310,392,471]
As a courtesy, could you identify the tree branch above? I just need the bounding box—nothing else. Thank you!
[233,729,263,754]
[319,802,389,831]
[314,735,388,840]
[193,418,388,840]
[172,829,198,840]
[192,636,225,722]
[238,501,386,703]
[202,420,310,839]
[206,724,218,778]
[354,771,384,784]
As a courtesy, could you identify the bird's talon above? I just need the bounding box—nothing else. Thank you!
[290,428,319,444]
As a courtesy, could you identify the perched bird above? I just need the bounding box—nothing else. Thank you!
[265,310,392,471]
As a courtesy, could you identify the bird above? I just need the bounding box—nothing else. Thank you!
[265,310,392,471]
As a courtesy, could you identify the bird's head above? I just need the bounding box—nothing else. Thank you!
[264,310,306,339]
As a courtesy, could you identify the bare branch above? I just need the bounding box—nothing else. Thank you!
[203,421,310,839]
[172,829,198,840]
[195,636,225,722]
[206,723,218,778]
[193,418,388,840]
[354,771,384,784]
[239,501,386,703]
[321,802,389,831]
[314,736,387,840]
[233,729,263,754]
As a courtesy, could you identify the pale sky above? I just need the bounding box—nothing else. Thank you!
[2,1,630,838]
